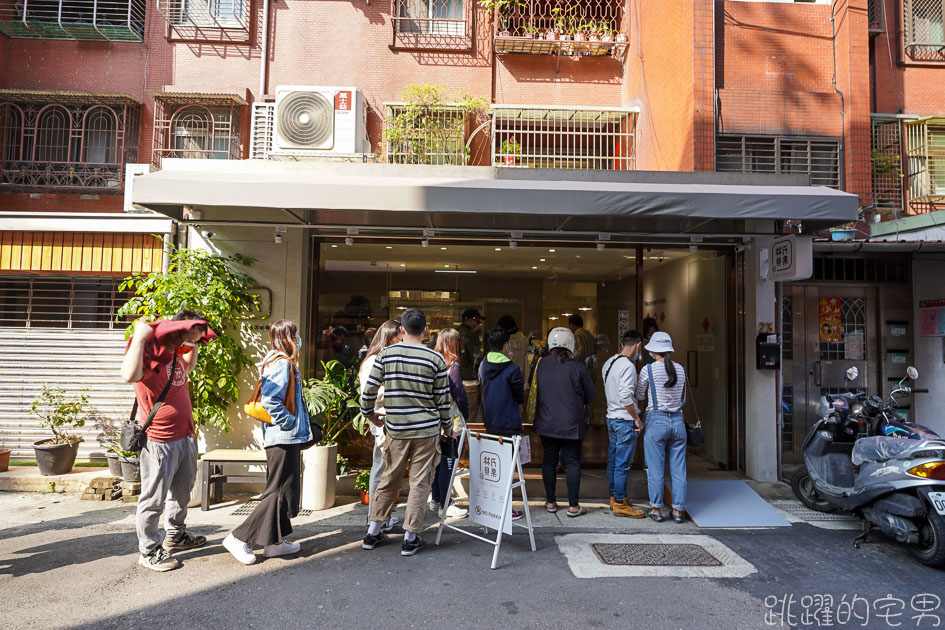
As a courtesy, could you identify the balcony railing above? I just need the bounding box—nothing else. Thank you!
[491,105,636,170]
[0,0,146,41]
[391,0,472,49]
[385,103,471,165]
[903,0,945,62]
[905,118,945,214]
[151,92,245,169]
[491,0,628,58]
[156,0,250,42]
[870,117,904,217]
[0,90,140,193]
[716,135,842,188]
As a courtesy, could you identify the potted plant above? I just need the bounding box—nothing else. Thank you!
[117,449,140,482]
[586,20,600,42]
[301,359,365,511]
[573,21,587,42]
[355,469,371,505]
[616,30,628,43]
[478,0,523,37]
[30,386,89,476]
[501,136,522,166]
[601,21,614,43]
[105,446,123,476]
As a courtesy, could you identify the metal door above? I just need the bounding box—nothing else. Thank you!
[780,285,879,473]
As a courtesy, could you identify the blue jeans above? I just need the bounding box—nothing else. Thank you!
[430,456,455,507]
[643,411,687,511]
[606,417,639,501]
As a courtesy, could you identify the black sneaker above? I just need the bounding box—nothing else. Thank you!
[362,532,387,550]
[401,535,425,556]
[163,531,208,551]
[138,547,180,572]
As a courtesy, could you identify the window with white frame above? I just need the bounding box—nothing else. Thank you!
[167,0,246,28]
[491,106,636,170]
[716,135,841,188]
[906,120,945,201]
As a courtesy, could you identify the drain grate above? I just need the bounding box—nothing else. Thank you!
[591,543,723,567]
[772,501,860,523]
[231,500,314,517]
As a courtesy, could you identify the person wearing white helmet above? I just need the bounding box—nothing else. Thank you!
[533,327,595,517]
[634,331,689,524]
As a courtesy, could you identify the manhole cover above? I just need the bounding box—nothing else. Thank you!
[772,501,859,523]
[591,543,723,567]
[231,500,313,517]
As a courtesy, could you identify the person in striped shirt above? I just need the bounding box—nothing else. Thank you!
[360,308,451,556]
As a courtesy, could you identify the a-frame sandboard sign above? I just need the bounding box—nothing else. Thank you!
[434,428,536,569]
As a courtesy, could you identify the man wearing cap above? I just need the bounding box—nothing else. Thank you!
[456,308,483,422]
[120,309,216,572]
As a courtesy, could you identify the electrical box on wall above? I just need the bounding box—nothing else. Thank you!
[756,333,780,370]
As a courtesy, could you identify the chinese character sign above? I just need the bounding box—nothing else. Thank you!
[819,297,842,343]
[468,435,514,535]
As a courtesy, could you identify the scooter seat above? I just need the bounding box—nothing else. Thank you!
[851,436,921,465]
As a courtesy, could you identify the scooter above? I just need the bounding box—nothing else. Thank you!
[791,366,945,568]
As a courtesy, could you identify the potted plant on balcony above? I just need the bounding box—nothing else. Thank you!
[479,0,523,37]
[30,386,89,476]
[355,469,371,505]
[586,20,601,42]
[616,29,628,43]
[600,20,614,43]
[301,359,364,511]
[501,136,522,166]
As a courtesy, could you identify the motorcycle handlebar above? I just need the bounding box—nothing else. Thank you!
[914,388,929,393]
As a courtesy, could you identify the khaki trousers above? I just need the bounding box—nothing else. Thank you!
[370,435,440,534]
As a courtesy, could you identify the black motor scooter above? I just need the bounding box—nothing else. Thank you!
[791,366,945,568]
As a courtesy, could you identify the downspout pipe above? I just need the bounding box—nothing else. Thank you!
[259,0,271,99]
[830,3,846,187]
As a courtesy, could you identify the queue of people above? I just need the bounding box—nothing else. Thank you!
[121,305,690,571]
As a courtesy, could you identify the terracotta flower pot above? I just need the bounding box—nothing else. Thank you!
[360,489,370,505]
[0,447,11,473]
[33,439,81,476]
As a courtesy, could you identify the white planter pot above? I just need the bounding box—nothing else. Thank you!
[301,443,338,511]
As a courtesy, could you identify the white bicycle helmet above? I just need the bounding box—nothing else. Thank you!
[547,327,575,353]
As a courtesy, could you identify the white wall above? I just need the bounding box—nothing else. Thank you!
[745,236,779,482]
[911,255,945,438]
[189,226,310,451]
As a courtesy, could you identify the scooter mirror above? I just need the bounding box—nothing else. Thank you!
[845,366,859,382]
[907,366,919,380]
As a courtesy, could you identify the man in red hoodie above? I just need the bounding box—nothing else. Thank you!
[121,309,216,572]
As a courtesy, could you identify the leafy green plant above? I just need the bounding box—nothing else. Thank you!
[31,386,90,445]
[117,244,260,434]
[501,136,522,156]
[302,360,365,448]
[336,454,351,476]
[354,469,371,492]
[384,84,487,166]
[872,148,901,175]
[478,0,525,32]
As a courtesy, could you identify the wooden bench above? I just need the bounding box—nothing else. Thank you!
[199,449,267,511]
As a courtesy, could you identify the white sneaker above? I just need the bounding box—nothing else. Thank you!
[446,504,468,518]
[263,540,301,558]
[381,516,400,532]
[429,500,441,512]
[223,534,256,565]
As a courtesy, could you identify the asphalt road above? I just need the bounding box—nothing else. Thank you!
[0,493,943,630]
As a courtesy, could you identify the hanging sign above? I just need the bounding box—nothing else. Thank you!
[469,435,514,535]
[819,297,842,342]
[769,235,813,282]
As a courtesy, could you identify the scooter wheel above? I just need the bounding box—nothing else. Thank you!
[909,507,945,568]
[791,467,836,513]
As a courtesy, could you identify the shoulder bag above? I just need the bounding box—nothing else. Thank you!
[244,354,295,423]
[120,356,179,453]
[646,363,704,447]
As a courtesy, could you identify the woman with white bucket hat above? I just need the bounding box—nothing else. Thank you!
[634,331,689,524]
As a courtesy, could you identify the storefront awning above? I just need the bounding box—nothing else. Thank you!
[131,160,859,235]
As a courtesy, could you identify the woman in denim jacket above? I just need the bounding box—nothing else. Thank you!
[635,332,688,524]
[224,320,312,565]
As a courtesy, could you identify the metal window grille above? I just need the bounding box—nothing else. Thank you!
[0,276,131,329]
[491,105,636,170]
[905,119,945,214]
[492,0,628,58]
[870,117,903,216]
[392,0,467,35]
[0,91,139,192]
[819,297,866,361]
[151,94,244,169]
[385,103,469,165]
[156,0,249,41]
[812,256,909,283]
[716,135,841,188]
[868,0,883,30]
[0,0,146,41]
[904,0,945,61]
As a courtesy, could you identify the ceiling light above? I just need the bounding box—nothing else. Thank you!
[331,244,338,248]
[531,266,538,270]
[440,246,448,250]
[539,258,546,262]
[562,312,573,317]
[494,247,502,251]
[548,316,559,320]
[345,236,354,246]
[386,246,393,249]
[578,307,592,312]
[444,264,450,268]
[435,269,477,274]
[548,249,556,253]
[400,263,406,267]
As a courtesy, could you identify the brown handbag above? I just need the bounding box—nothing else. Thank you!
[243,354,296,423]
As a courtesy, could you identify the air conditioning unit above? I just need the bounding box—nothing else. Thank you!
[270,86,370,157]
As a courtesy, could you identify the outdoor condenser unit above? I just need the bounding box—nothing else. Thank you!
[269,86,370,156]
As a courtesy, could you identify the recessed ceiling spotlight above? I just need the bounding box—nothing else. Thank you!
[548,249,556,253]
[494,247,502,251]
[440,246,447,250]
[400,263,406,267]
[539,258,546,262]
[386,246,393,249]
[531,266,538,269]
[331,244,338,248]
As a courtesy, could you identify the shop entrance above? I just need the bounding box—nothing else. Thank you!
[780,286,880,479]
[314,239,735,468]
